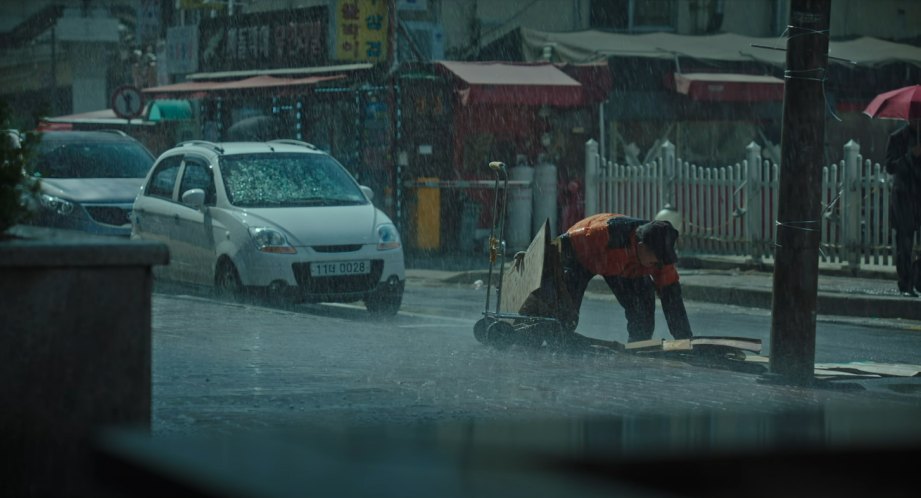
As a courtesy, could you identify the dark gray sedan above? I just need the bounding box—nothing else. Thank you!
[27,130,154,237]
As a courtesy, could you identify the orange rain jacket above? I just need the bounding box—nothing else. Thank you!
[566,213,679,289]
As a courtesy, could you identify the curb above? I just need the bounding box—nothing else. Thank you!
[677,256,896,281]
[677,283,921,321]
[432,269,920,322]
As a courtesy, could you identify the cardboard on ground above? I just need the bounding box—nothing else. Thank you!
[625,337,762,354]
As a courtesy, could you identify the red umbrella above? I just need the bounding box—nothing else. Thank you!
[863,84,921,121]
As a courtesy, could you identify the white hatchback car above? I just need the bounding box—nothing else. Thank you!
[131,140,405,314]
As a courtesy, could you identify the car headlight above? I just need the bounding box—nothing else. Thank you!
[40,194,75,216]
[248,227,296,254]
[377,224,401,250]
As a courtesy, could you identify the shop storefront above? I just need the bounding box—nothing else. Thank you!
[142,2,400,212]
[397,61,611,253]
[142,66,398,212]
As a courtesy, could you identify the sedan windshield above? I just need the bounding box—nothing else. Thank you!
[219,153,367,208]
[34,142,154,179]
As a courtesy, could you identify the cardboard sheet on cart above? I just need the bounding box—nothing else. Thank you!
[498,221,555,314]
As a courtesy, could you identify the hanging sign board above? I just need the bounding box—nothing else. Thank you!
[333,0,389,62]
[165,25,199,75]
[198,6,327,72]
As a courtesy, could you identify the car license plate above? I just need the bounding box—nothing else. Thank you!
[310,260,371,277]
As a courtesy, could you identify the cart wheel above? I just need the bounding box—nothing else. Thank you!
[473,318,490,345]
[486,321,515,350]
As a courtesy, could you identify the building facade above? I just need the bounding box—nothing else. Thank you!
[3,0,920,250]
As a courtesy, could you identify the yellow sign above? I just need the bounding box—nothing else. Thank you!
[335,0,389,62]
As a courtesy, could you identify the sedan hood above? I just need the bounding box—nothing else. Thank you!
[40,178,145,203]
[237,204,383,246]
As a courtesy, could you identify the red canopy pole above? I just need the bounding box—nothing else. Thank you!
[450,101,463,176]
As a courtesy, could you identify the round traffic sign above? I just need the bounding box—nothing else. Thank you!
[111,85,145,119]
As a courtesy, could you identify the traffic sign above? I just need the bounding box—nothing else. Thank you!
[111,85,145,119]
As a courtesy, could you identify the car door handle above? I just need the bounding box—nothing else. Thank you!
[174,214,180,223]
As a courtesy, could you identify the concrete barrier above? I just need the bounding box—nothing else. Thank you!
[0,226,168,496]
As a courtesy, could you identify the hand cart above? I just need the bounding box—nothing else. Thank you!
[472,161,567,350]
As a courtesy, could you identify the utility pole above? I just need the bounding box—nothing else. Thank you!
[50,27,57,116]
[769,0,832,384]
[388,0,401,225]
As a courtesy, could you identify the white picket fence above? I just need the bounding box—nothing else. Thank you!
[583,139,909,269]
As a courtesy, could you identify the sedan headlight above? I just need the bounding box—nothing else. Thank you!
[40,194,75,216]
[248,227,296,254]
[377,224,401,250]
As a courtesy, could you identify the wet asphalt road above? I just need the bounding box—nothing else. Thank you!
[151,280,921,436]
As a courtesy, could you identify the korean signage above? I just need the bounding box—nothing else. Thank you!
[334,0,389,62]
[165,25,199,75]
[137,0,161,44]
[198,6,327,72]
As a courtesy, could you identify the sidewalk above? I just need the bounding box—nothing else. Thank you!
[673,255,919,321]
[405,253,921,322]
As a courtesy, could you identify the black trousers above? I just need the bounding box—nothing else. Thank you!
[891,192,921,293]
[557,237,657,342]
[894,224,919,293]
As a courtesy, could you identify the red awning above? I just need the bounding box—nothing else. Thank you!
[556,61,613,104]
[671,73,784,102]
[437,61,584,107]
[142,74,346,99]
[142,80,214,99]
[36,122,73,131]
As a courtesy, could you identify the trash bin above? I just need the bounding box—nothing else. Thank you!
[414,177,440,250]
[507,161,534,251]
[533,156,558,236]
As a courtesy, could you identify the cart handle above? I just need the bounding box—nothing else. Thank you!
[484,160,508,317]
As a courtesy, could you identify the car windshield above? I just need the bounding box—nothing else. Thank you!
[33,141,154,179]
[220,153,367,208]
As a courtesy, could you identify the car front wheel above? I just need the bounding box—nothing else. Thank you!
[365,278,404,316]
[214,259,244,302]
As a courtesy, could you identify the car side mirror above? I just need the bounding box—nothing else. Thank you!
[181,188,206,208]
[360,185,374,201]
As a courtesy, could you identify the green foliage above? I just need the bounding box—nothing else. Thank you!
[0,99,41,234]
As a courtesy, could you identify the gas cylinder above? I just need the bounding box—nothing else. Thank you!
[506,154,534,251]
[532,154,558,236]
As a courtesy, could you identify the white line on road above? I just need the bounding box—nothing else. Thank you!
[155,292,478,326]
[323,302,476,325]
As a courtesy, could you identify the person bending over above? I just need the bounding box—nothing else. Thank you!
[524,213,693,343]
